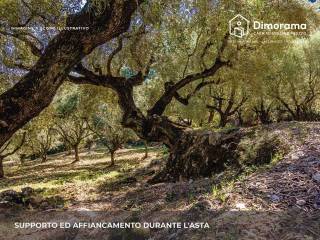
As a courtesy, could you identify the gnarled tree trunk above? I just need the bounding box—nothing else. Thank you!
[219,115,228,128]
[66,33,231,182]
[150,129,243,183]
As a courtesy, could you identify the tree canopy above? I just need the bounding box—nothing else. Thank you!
[0,0,320,180]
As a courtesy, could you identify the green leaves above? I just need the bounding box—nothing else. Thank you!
[56,93,79,118]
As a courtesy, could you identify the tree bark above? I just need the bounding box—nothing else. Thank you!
[254,101,272,124]
[110,151,115,166]
[219,115,228,128]
[0,157,4,178]
[72,145,80,163]
[258,112,271,124]
[150,129,243,183]
[41,154,47,163]
[207,111,214,123]
[143,140,148,159]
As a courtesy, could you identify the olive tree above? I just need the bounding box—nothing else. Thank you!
[88,104,135,166]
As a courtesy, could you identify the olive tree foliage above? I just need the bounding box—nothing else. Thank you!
[266,33,320,121]
[0,0,319,181]
[88,104,136,166]
[0,0,142,147]
[230,32,320,124]
[195,31,320,127]
[0,130,25,178]
[0,0,317,144]
[206,80,248,128]
[70,0,242,147]
[54,114,91,163]
[0,0,70,72]
[53,89,92,163]
[23,108,56,163]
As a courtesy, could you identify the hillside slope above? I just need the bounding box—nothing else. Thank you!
[0,122,320,240]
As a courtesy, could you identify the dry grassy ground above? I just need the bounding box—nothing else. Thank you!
[0,122,320,240]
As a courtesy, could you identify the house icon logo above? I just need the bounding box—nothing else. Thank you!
[229,14,250,38]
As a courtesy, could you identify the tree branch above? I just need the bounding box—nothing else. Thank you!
[206,104,222,114]
[107,37,124,75]
[2,59,32,71]
[70,62,145,89]
[182,28,204,78]
[0,0,143,148]
[174,78,222,106]
[1,132,26,158]
[229,96,248,116]
[0,30,42,57]
[148,33,230,116]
